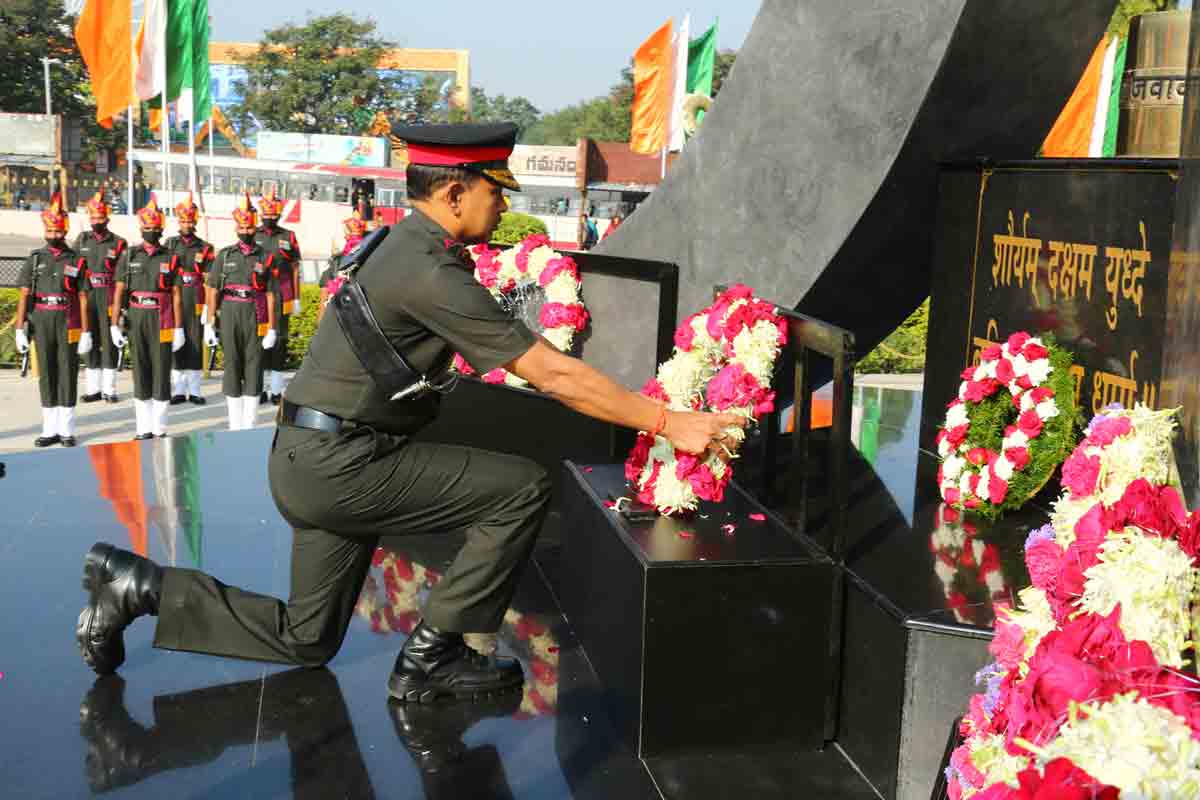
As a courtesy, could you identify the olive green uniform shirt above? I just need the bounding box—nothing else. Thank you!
[286,209,537,436]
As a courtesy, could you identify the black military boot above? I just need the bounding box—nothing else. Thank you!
[81,392,103,403]
[79,676,158,792]
[77,543,163,675]
[388,621,523,703]
[387,692,521,774]
[34,434,61,447]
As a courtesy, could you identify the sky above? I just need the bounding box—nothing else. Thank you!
[205,1,761,112]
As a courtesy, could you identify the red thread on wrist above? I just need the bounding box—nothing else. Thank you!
[650,404,668,438]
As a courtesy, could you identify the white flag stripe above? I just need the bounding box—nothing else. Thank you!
[1088,35,1119,158]
[668,13,690,152]
[134,0,167,102]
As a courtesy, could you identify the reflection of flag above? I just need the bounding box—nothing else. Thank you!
[1043,34,1127,157]
[74,0,132,128]
[89,442,150,557]
[149,437,204,568]
[631,19,674,155]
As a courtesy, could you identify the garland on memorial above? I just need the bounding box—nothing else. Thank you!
[624,284,787,516]
[945,406,1200,800]
[935,332,1077,519]
[452,234,588,387]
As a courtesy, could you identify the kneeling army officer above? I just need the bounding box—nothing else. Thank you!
[75,123,743,704]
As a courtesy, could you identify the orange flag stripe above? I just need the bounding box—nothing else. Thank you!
[631,19,674,156]
[74,0,132,129]
[1042,36,1110,158]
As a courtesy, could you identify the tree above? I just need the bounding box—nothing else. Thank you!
[525,65,633,145]
[232,14,408,135]
[0,0,116,159]
[712,50,737,98]
[468,87,541,141]
[1109,0,1174,36]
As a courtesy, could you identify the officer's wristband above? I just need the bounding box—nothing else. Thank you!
[650,404,668,439]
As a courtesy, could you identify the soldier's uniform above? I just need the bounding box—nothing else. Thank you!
[17,195,91,446]
[255,188,301,403]
[316,211,366,321]
[74,193,127,402]
[166,195,214,404]
[115,199,184,439]
[208,195,275,430]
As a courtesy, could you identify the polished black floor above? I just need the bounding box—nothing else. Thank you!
[0,428,878,799]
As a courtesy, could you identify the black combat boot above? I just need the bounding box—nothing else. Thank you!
[388,621,523,703]
[387,692,521,775]
[77,543,163,675]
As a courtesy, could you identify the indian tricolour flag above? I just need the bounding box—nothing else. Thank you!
[1042,33,1128,158]
[134,0,211,126]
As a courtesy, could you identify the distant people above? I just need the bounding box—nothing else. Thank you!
[319,209,368,322]
[580,213,599,250]
[602,214,622,242]
[75,192,128,403]
[13,193,92,447]
[111,197,185,440]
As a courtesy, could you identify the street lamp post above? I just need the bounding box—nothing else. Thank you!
[41,58,61,199]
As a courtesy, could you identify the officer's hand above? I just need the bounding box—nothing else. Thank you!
[663,410,747,456]
[77,331,93,356]
[204,324,219,348]
[14,328,29,354]
[110,325,127,348]
[262,329,277,350]
[171,328,185,352]
[291,299,302,315]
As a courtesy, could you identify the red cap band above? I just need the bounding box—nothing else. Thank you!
[405,143,512,167]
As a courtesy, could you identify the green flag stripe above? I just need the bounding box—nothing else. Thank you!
[1102,36,1128,158]
[687,21,718,97]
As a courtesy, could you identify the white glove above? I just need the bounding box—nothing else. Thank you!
[14,328,29,354]
[262,328,277,350]
[203,324,218,348]
[110,325,127,348]
[171,327,185,352]
[291,298,302,315]
[200,306,208,326]
[77,331,93,355]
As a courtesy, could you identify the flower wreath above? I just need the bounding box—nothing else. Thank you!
[936,332,1076,518]
[452,234,589,387]
[624,284,787,515]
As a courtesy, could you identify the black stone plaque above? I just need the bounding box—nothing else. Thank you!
[923,161,1178,449]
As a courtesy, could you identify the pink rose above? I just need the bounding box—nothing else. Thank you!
[635,462,662,506]
[995,359,1015,384]
[964,498,980,509]
[475,252,501,288]
[981,344,1003,361]
[1060,451,1100,499]
[1005,447,1030,471]
[1022,342,1049,362]
[674,314,698,351]
[963,381,989,403]
[539,302,589,332]
[1016,375,1033,390]
[1085,416,1132,448]
[961,366,977,381]
[1024,539,1062,594]
[988,473,1009,505]
[1017,409,1043,439]
[482,369,507,384]
[537,256,578,287]
[944,487,962,505]
[967,447,991,466]
[990,614,1026,671]
[1006,332,1031,352]
[1029,386,1055,405]
[968,473,981,495]
[452,353,476,376]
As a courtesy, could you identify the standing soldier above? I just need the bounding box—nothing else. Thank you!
[111,198,186,439]
[166,193,214,405]
[317,208,367,322]
[13,193,93,447]
[205,194,277,431]
[75,192,127,403]
[255,186,300,405]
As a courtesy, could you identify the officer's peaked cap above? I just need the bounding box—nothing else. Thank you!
[392,122,521,192]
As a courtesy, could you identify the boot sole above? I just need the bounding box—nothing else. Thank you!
[78,544,124,675]
[387,672,524,704]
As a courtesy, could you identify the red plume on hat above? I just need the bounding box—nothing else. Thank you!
[258,185,283,218]
[233,192,258,227]
[41,192,69,235]
[175,191,199,224]
[85,191,110,221]
[137,195,165,229]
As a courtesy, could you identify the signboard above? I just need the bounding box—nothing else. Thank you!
[0,113,58,162]
[922,163,1176,447]
[511,145,577,178]
[257,131,388,167]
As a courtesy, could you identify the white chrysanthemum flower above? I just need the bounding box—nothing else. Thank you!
[966,734,1027,796]
[1010,354,1030,377]
[657,353,714,410]
[1020,392,1036,413]
[543,272,580,304]
[730,321,782,382]
[1003,429,1030,450]
[993,456,1014,481]
[939,439,952,458]
[523,246,555,276]
[651,469,697,514]
[1025,358,1051,386]
[946,404,969,429]
[1038,693,1200,797]
[974,366,989,382]
[1034,399,1058,420]
[943,455,966,481]
[543,326,574,352]
[1079,530,1196,668]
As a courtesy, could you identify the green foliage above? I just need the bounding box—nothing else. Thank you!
[0,0,117,161]
[285,285,323,369]
[856,299,929,375]
[712,50,737,98]
[0,288,20,367]
[1109,0,1175,37]
[468,88,541,141]
[491,213,549,246]
[233,14,406,135]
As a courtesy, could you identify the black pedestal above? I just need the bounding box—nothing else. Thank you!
[558,462,836,757]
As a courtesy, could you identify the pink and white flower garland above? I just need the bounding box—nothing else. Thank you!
[624,284,787,515]
[936,332,1070,516]
[453,234,588,387]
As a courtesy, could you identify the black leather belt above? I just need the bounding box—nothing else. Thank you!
[223,288,254,300]
[131,296,160,307]
[280,400,353,433]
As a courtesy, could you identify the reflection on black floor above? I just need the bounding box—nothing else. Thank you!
[0,430,876,799]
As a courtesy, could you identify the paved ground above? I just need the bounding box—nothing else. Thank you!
[0,370,288,454]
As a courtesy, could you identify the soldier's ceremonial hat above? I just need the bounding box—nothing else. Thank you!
[392,122,521,191]
[86,191,110,221]
[258,185,284,218]
[41,192,68,235]
[176,192,200,224]
[137,196,165,229]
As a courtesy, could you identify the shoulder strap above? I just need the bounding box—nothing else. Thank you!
[331,279,428,402]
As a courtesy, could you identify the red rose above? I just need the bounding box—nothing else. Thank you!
[624,433,654,483]
[946,424,969,448]
[1029,386,1055,405]
[640,378,670,403]
[982,344,1003,361]
[995,359,1015,384]
[1015,758,1119,800]
[1005,447,1030,471]
[943,507,961,523]
[1022,342,1049,362]
[1178,513,1200,565]
[964,498,980,509]
[967,447,991,466]
[963,381,988,403]
[1017,409,1043,438]
[944,487,962,505]
[988,474,1009,504]
[1016,375,1033,390]
[969,473,981,494]
[1006,332,1031,352]
[961,366,978,381]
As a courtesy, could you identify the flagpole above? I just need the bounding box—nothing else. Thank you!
[157,7,171,212]
[127,106,135,214]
